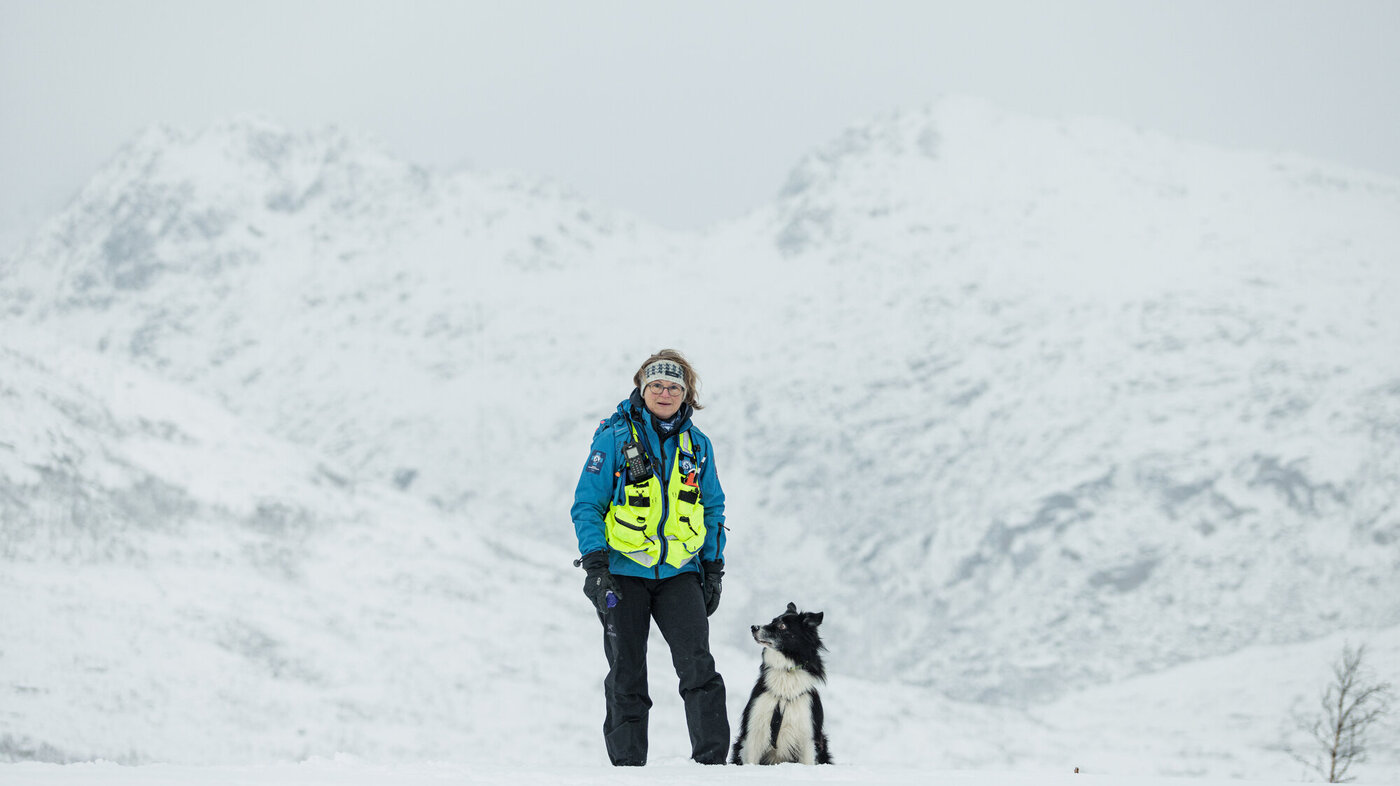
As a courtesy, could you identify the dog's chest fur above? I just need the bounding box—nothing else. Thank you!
[739,648,821,765]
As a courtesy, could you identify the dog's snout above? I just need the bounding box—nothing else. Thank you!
[751,625,759,633]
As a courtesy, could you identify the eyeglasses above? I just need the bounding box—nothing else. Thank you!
[646,382,685,397]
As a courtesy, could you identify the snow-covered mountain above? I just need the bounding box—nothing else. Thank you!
[701,99,1400,700]
[0,327,600,764]
[2,97,1398,775]
[0,114,681,517]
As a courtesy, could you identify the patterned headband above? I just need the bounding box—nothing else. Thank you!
[642,360,686,391]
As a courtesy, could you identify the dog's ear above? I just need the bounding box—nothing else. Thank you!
[804,611,824,627]
[786,602,798,614]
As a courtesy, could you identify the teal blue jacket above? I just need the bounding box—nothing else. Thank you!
[571,391,726,579]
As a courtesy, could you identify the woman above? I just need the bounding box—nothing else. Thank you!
[571,349,729,766]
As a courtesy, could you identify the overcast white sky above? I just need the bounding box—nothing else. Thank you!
[2,0,1398,246]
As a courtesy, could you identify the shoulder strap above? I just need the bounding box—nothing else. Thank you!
[616,416,640,446]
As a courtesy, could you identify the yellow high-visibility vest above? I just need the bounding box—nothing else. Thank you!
[604,424,706,569]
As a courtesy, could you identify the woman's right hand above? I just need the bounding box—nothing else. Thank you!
[580,551,622,613]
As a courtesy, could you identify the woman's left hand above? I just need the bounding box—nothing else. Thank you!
[701,560,723,616]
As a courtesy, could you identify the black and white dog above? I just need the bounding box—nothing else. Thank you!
[730,602,833,765]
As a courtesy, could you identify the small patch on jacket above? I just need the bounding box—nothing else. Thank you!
[586,449,606,474]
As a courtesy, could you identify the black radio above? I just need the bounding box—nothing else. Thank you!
[621,441,653,484]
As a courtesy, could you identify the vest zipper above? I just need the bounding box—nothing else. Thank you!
[631,413,669,579]
[653,427,670,579]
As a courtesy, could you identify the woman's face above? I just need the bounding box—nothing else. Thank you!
[642,380,685,420]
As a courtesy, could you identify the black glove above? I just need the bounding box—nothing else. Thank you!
[579,551,621,614]
[701,560,723,616]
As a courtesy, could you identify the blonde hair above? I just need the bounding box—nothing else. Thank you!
[633,349,703,411]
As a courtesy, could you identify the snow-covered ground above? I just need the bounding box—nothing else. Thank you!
[2,331,1396,781]
[0,761,1359,786]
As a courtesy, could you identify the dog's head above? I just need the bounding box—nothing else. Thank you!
[751,601,825,652]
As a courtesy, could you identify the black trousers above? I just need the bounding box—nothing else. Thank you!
[599,572,729,766]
